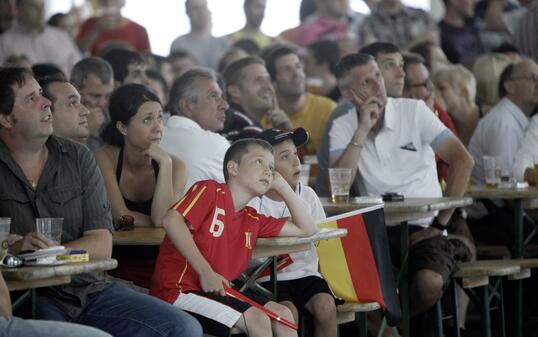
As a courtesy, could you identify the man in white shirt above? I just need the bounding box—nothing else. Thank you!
[162,67,230,195]
[0,0,81,76]
[316,42,405,196]
[468,59,538,244]
[469,59,538,184]
[513,114,538,184]
[328,53,474,324]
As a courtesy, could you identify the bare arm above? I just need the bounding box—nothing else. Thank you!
[332,127,369,183]
[64,229,112,260]
[331,92,383,184]
[436,135,475,224]
[0,274,12,316]
[272,172,316,237]
[485,0,508,32]
[162,210,229,295]
[8,228,112,261]
[266,94,293,130]
[95,147,153,227]
[149,147,187,227]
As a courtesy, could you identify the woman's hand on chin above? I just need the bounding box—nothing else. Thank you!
[146,143,171,165]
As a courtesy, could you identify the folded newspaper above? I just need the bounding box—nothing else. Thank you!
[17,246,68,265]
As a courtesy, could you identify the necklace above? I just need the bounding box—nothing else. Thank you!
[25,147,48,190]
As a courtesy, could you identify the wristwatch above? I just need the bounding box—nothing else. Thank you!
[430,217,447,231]
[116,215,135,231]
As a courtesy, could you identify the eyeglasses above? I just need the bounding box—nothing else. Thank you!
[405,79,433,90]
[508,74,538,82]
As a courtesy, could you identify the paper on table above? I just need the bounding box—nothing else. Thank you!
[17,246,67,262]
[173,292,242,328]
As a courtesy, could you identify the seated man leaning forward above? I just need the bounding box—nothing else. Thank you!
[0,66,202,337]
[328,53,474,320]
[150,138,317,337]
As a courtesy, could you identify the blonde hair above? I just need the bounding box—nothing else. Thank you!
[472,53,513,107]
[432,65,477,102]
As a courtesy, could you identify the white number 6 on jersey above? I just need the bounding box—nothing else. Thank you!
[209,207,225,237]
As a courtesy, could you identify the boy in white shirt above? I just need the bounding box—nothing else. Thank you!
[251,127,338,337]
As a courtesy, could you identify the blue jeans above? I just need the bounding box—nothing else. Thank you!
[0,316,111,337]
[36,283,202,337]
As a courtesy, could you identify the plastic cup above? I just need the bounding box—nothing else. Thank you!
[299,164,311,186]
[483,156,500,188]
[329,168,352,203]
[0,218,10,257]
[534,156,538,186]
[36,218,63,244]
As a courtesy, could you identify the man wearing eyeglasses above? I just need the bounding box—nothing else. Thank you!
[402,52,436,110]
[402,52,457,181]
[469,59,538,186]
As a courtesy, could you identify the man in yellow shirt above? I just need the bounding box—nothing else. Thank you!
[227,0,272,50]
[263,44,336,155]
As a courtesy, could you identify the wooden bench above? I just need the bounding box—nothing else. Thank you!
[336,302,382,337]
[458,258,538,283]
[203,302,381,337]
[443,260,525,337]
[454,260,522,288]
[477,244,538,259]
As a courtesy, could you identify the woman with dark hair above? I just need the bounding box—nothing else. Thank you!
[95,84,186,287]
[96,84,186,228]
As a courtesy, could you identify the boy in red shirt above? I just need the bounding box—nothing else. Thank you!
[150,138,316,337]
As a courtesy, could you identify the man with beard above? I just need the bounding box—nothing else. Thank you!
[221,56,289,141]
[262,45,336,154]
[38,75,90,145]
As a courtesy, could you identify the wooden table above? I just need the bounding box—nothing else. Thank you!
[2,259,118,317]
[322,196,473,224]
[2,259,118,291]
[114,227,165,246]
[253,227,347,258]
[113,227,347,253]
[466,185,538,337]
[454,261,523,337]
[323,196,473,337]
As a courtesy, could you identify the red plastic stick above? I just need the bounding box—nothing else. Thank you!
[224,285,298,330]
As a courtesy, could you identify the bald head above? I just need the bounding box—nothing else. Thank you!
[501,59,538,115]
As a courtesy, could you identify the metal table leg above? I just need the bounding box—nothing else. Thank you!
[400,221,410,337]
[434,301,444,337]
[358,312,368,337]
[480,285,492,337]
[450,280,460,337]
[512,199,523,337]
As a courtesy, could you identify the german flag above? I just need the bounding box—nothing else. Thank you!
[316,204,401,326]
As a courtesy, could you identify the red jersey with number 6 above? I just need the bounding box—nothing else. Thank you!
[150,180,286,304]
